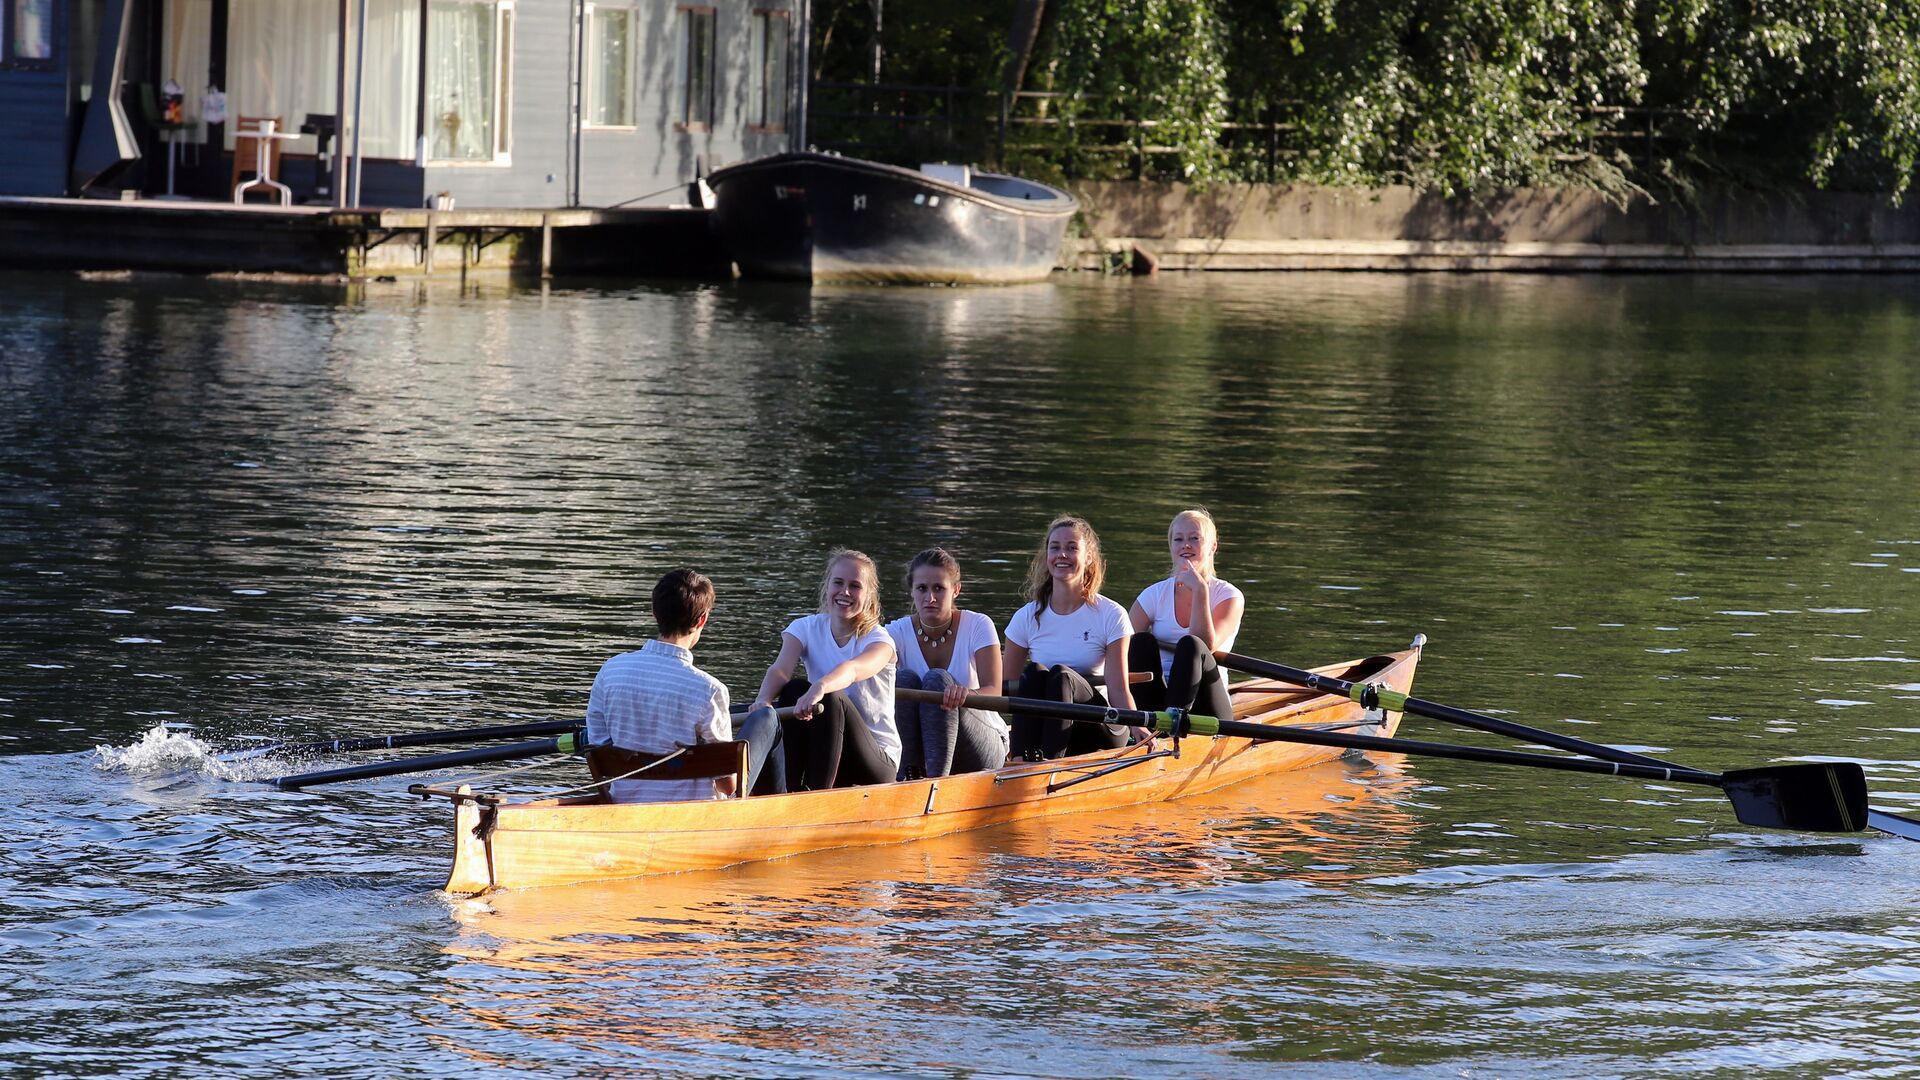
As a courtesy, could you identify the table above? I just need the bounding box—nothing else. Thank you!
[232,119,301,207]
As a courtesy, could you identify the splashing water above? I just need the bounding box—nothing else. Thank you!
[92,724,284,782]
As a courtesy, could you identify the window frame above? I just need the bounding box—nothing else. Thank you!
[426,0,515,167]
[674,4,716,134]
[747,8,790,134]
[3,0,60,70]
[583,2,637,131]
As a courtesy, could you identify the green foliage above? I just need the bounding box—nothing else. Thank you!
[1639,0,1920,198]
[807,0,1920,198]
[1228,0,1647,197]
[1048,0,1233,180]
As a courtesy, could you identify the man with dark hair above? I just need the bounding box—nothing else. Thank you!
[584,568,737,803]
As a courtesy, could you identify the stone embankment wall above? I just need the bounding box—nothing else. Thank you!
[1067,183,1920,271]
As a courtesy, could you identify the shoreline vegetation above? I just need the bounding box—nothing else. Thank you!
[807,0,1920,207]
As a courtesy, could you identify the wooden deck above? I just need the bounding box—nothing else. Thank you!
[0,196,728,280]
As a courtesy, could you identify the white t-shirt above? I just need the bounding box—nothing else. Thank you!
[784,613,900,768]
[886,610,1000,686]
[888,610,1007,736]
[1004,595,1131,676]
[1133,576,1244,678]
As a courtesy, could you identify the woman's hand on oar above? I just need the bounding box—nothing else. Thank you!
[1216,650,1920,842]
[901,687,1873,838]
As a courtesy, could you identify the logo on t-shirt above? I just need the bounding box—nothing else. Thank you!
[1083,630,1092,642]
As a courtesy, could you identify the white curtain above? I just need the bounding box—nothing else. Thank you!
[227,0,418,158]
[352,0,421,160]
[163,0,212,143]
[13,0,55,58]
[227,0,336,154]
[588,7,632,127]
[427,0,495,160]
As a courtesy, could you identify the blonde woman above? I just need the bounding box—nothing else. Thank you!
[886,548,1007,779]
[751,549,899,789]
[1129,509,1245,722]
[1002,516,1136,761]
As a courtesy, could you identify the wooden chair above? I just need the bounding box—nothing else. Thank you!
[585,740,750,803]
[231,115,285,201]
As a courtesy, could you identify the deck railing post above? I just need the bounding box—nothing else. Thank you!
[997,91,1009,167]
[1266,107,1278,182]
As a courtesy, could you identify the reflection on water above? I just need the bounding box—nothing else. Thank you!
[5,271,1920,1075]
[442,761,1423,1074]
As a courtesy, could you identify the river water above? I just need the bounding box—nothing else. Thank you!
[3,270,1919,1076]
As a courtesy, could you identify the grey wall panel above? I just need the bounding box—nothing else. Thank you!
[431,0,575,207]
[430,0,795,209]
[573,0,791,208]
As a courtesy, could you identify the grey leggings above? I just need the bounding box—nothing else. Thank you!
[895,668,1010,779]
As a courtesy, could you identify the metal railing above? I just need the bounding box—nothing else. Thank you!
[806,80,1724,182]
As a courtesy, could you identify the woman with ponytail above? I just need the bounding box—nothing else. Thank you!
[1129,509,1244,723]
[1001,516,1137,761]
[751,549,900,789]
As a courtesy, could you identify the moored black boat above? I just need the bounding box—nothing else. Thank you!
[707,151,1077,284]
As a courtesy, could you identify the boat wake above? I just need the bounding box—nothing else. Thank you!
[92,724,284,783]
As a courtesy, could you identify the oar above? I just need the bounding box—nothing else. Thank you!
[269,733,580,791]
[904,689,1871,836]
[222,719,579,762]
[228,703,801,764]
[1216,651,1920,842]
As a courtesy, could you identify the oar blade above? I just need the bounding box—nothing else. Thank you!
[1721,762,1868,833]
[1866,809,1920,842]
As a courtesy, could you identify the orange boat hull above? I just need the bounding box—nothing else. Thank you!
[438,645,1422,893]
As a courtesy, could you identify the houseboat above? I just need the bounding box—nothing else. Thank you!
[0,0,805,211]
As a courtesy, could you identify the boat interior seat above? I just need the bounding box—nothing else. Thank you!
[585,740,750,803]
[920,162,972,187]
[1332,655,1399,683]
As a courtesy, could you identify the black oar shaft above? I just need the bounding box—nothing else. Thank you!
[930,686,1879,833]
[902,688,1726,789]
[1218,651,1687,771]
[266,719,578,757]
[271,734,579,791]
[252,703,785,760]
[1206,717,1722,786]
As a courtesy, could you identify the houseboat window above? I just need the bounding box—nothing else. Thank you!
[748,9,788,131]
[428,0,513,162]
[8,0,55,61]
[586,5,634,128]
[226,0,420,160]
[676,5,715,131]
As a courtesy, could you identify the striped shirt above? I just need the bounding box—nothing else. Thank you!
[584,639,731,803]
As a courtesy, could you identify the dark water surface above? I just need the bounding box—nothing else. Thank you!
[4,271,1919,1076]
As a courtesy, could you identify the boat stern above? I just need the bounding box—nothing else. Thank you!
[443,786,498,896]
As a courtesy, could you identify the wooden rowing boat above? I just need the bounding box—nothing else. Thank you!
[422,640,1423,894]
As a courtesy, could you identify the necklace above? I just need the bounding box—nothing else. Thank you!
[916,615,954,649]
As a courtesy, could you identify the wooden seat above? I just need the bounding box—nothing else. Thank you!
[586,740,749,802]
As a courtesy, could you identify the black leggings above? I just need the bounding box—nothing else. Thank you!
[1129,634,1232,721]
[1008,663,1128,761]
[772,678,896,790]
